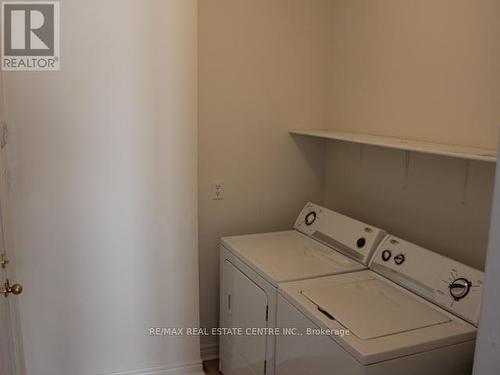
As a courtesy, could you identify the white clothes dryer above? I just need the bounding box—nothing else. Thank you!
[219,202,386,375]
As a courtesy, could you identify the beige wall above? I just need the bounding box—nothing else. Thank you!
[327,0,500,148]
[323,0,499,269]
[198,0,332,353]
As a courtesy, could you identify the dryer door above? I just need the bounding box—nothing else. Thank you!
[222,260,269,375]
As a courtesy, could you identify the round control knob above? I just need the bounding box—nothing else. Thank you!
[356,238,366,249]
[305,211,317,226]
[382,250,392,262]
[449,278,471,301]
[394,254,405,265]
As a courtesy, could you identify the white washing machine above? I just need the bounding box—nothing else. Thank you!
[219,202,387,375]
[276,235,484,375]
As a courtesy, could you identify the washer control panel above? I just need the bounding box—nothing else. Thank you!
[370,236,484,326]
[434,267,483,325]
[294,202,386,265]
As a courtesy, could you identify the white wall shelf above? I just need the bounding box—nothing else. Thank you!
[290,129,497,163]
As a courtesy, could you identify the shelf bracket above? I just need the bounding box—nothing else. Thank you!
[403,151,411,190]
[462,160,470,206]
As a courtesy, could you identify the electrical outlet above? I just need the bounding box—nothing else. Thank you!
[212,180,224,200]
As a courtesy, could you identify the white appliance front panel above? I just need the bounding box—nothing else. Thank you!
[220,339,261,375]
[220,247,278,375]
[222,260,268,375]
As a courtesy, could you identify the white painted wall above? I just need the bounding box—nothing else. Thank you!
[327,0,500,149]
[3,1,201,375]
[473,149,500,374]
[323,143,495,270]
[198,0,331,355]
[322,0,499,269]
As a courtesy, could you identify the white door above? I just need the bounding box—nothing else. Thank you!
[0,70,25,375]
[222,260,268,375]
[0,213,24,375]
[0,259,15,375]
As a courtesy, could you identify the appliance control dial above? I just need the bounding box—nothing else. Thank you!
[356,237,366,248]
[394,254,405,265]
[305,211,317,226]
[449,278,471,301]
[382,250,392,261]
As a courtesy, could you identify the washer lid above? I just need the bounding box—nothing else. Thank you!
[302,278,451,339]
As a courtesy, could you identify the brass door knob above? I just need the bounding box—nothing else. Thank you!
[1,279,23,297]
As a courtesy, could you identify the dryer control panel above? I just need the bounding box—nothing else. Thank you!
[370,236,484,326]
[294,202,386,265]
